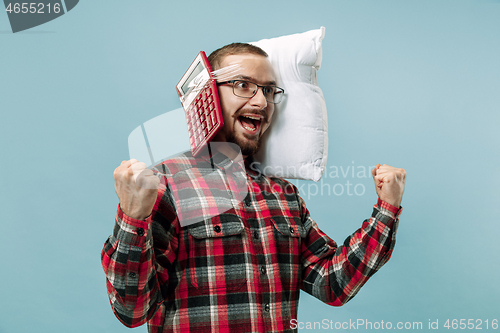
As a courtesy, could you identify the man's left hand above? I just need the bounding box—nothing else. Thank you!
[372,164,406,208]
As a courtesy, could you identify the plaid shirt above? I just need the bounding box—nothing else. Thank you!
[101,150,401,333]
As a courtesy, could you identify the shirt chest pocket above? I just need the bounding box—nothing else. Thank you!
[267,215,306,291]
[186,215,248,292]
[269,215,306,257]
[270,215,306,238]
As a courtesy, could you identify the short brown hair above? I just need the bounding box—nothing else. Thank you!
[208,43,268,70]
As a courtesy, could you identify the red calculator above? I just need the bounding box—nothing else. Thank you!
[176,51,223,156]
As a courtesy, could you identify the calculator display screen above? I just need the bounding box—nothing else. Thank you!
[181,62,204,95]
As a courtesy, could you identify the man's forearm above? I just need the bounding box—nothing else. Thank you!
[101,207,162,328]
[301,199,401,306]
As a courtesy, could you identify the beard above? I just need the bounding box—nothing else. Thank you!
[224,107,270,157]
[214,106,271,157]
[225,130,262,157]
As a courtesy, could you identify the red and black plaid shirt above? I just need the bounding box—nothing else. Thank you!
[101,150,401,333]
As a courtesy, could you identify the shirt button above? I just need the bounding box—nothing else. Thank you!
[289,227,294,234]
[260,266,266,275]
[128,272,136,278]
[136,228,145,236]
[214,225,221,233]
[253,231,259,240]
[264,303,270,312]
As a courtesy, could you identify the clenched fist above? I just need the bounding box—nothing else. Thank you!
[372,164,406,208]
[113,159,160,220]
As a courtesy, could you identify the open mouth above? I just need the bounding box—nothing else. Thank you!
[238,114,263,134]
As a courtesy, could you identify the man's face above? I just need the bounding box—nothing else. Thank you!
[213,53,276,157]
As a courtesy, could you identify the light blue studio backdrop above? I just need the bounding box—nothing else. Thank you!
[1,1,499,332]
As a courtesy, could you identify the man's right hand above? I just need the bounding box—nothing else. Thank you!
[113,159,160,220]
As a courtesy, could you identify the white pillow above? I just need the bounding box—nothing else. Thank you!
[251,27,328,182]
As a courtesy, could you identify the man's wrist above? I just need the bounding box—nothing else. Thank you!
[118,204,152,225]
[119,203,152,221]
[377,198,401,215]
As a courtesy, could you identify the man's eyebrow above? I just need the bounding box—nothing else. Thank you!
[235,75,277,86]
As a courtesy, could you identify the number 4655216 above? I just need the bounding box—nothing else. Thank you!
[5,3,61,14]
[444,319,498,330]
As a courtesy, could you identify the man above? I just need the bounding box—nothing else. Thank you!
[102,43,406,333]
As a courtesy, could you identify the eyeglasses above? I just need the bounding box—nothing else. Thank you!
[217,80,285,104]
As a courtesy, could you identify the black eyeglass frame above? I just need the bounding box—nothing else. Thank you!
[217,80,285,104]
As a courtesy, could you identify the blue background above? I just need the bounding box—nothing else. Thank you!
[1,0,499,332]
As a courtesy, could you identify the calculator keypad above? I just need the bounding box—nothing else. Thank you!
[185,81,222,155]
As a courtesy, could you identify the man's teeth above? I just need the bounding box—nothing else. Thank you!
[239,115,262,132]
[243,115,261,120]
[242,123,257,131]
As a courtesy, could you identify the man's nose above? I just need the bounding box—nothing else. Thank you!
[249,87,268,108]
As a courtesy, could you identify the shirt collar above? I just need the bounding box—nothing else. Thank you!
[197,145,240,170]
[196,144,261,180]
